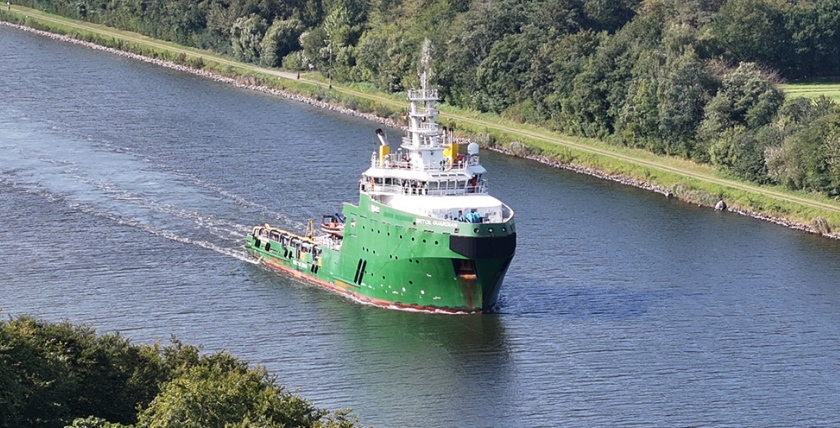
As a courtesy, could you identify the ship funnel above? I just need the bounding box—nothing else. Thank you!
[375,128,389,146]
[376,129,391,167]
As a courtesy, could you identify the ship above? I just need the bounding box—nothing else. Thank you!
[245,72,516,313]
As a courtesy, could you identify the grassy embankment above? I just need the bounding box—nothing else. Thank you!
[781,83,840,102]
[4,5,840,235]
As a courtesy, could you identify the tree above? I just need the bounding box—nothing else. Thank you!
[260,18,305,67]
[474,26,548,113]
[710,0,789,69]
[0,316,163,428]
[657,49,713,157]
[698,62,783,142]
[582,0,640,33]
[231,14,269,63]
[784,0,840,79]
[1,316,361,428]
[438,0,526,106]
[135,353,326,428]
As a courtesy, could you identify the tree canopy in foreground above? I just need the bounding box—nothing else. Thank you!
[0,315,360,428]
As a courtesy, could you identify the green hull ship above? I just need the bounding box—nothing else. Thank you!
[246,73,515,313]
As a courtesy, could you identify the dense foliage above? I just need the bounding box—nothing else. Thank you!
[0,315,358,428]
[11,0,840,195]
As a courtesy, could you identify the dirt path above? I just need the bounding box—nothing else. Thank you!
[8,5,840,217]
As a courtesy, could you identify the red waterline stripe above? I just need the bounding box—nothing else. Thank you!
[258,256,475,315]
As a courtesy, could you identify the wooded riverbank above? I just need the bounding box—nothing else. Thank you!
[3,10,840,241]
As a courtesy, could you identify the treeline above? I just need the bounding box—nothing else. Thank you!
[13,0,840,195]
[0,315,359,428]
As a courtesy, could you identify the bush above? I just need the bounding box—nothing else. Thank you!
[812,216,832,234]
[508,141,529,157]
[282,51,308,71]
[672,182,720,206]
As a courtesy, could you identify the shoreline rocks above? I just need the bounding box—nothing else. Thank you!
[3,20,838,241]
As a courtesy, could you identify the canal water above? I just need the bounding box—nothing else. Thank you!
[3,25,840,427]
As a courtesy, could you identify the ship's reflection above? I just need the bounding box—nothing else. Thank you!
[313,297,516,426]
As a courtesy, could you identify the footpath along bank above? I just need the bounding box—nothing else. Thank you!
[2,9,839,240]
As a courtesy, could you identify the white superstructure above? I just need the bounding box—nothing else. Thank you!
[360,72,513,223]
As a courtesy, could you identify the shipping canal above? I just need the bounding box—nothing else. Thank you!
[3,25,840,427]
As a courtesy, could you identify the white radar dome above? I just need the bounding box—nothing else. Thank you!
[467,142,479,155]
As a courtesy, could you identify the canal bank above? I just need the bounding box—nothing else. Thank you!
[3,7,840,240]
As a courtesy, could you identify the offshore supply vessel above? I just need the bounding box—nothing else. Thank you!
[245,73,516,313]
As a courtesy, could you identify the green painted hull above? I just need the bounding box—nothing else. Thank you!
[246,194,515,313]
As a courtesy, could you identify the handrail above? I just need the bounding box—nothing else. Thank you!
[408,88,438,100]
[360,181,489,196]
[369,152,481,172]
[409,107,437,117]
[409,122,438,133]
[370,152,481,172]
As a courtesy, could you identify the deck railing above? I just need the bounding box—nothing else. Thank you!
[361,180,488,196]
[370,153,481,172]
[408,88,438,100]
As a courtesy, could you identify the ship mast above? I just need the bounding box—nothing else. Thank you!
[404,71,447,170]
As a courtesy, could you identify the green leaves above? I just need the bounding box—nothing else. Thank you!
[260,18,305,67]
[231,14,268,63]
[0,316,360,428]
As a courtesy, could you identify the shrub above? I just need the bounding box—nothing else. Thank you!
[812,216,832,234]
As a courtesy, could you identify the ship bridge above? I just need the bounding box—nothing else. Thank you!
[360,71,492,206]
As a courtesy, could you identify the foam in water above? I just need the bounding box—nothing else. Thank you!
[0,118,281,266]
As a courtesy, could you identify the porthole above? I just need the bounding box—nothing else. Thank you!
[422,239,426,243]
[474,228,479,233]
[434,241,438,245]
